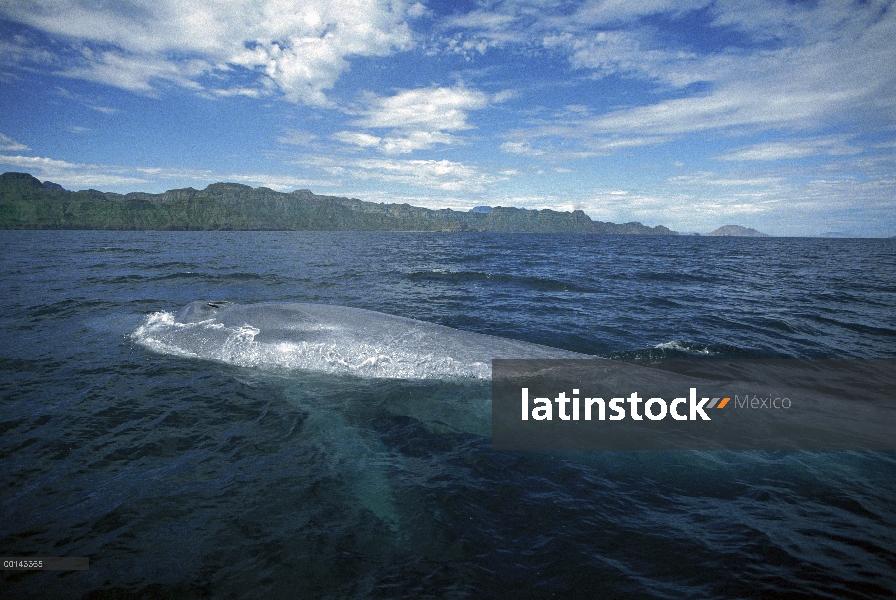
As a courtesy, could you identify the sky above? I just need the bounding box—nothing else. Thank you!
[0,0,894,236]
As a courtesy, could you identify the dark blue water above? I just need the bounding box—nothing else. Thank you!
[2,231,895,598]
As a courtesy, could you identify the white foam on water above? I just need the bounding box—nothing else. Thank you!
[654,340,716,356]
[131,301,587,379]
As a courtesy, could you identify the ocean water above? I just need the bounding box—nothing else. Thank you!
[1,230,895,598]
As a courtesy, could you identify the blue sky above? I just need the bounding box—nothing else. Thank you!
[1,0,894,236]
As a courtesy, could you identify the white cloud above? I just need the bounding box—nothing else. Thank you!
[500,141,543,156]
[445,10,518,31]
[584,70,867,137]
[508,31,888,153]
[334,158,504,192]
[89,105,118,114]
[0,155,78,170]
[440,9,528,55]
[576,187,786,233]
[492,89,515,103]
[0,133,29,151]
[544,29,732,89]
[352,86,490,131]
[574,0,710,25]
[706,0,895,45]
[0,154,331,191]
[211,87,264,99]
[335,130,458,154]
[0,34,60,76]
[0,154,149,188]
[52,87,119,114]
[206,172,332,191]
[332,85,490,154]
[333,131,383,148]
[438,0,712,61]
[500,126,670,159]
[445,0,896,153]
[61,50,208,93]
[718,137,862,161]
[667,172,783,187]
[0,0,419,105]
[277,129,319,147]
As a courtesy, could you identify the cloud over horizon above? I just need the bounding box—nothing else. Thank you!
[0,0,421,105]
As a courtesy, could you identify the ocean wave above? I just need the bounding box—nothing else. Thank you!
[609,340,771,360]
[407,269,591,293]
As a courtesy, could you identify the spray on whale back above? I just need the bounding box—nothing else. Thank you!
[132,300,588,379]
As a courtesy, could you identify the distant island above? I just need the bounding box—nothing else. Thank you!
[706,225,771,237]
[0,172,677,235]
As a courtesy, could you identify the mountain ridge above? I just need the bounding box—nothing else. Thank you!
[706,224,771,237]
[0,172,677,234]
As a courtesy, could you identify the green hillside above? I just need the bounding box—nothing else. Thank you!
[0,172,676,234]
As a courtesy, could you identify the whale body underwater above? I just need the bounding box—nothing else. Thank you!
[132,300,589,379]
[130,300,597,530]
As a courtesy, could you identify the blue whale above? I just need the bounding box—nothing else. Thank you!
[132,300,589,379]
[130,299,596,530]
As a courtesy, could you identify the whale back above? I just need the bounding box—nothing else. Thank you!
[133,300,588,379]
